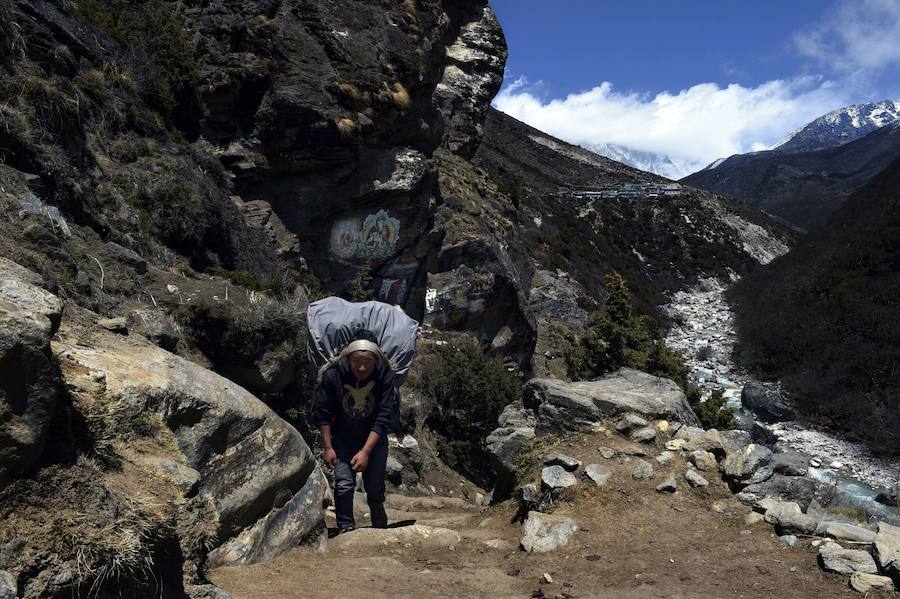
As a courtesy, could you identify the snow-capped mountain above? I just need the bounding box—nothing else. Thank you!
[769,99,900,154]
[584,142,694,180]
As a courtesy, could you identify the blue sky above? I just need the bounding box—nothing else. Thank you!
[490,0,900,174]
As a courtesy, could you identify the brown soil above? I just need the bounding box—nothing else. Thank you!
[212,431,887,599]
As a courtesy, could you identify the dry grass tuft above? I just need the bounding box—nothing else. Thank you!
[335,117,359,139]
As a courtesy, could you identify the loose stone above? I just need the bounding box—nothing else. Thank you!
[655,474,677,493]
[583,464,611,488]
[684,469,709,488]
[543,452,581,472]
[541,466,577,490]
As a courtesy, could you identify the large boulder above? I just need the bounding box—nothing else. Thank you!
[53,325,327,567]
[818,544,879,575]
[524,368,700,435]
[740,383,794,422]
[0,259,63,490]
[722,444,773,486]
[735,474,817,511]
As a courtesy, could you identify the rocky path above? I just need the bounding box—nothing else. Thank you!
[211,431,858,599]
[664,279,900,492]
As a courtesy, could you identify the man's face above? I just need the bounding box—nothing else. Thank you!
[349,351,376,381]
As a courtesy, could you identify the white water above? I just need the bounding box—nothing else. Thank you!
[664,279,900,492]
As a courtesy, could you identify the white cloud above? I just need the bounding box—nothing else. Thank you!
[493,76,853,173]
[794,0,900,72]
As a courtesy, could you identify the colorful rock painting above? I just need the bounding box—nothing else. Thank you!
[329,209,401,260]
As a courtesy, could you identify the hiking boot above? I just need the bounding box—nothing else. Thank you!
[370,503,388,528]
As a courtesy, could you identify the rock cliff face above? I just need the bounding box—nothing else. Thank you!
[0,0,804,595]
[186,0,508,308]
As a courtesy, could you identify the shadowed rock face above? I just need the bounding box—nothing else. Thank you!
[188,0,508,305]
[0,259,62,490]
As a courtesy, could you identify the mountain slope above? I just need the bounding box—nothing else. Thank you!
[682,121,900,230]
[729,155,900,455]
[473,108,797,376]
[771,99,900,154]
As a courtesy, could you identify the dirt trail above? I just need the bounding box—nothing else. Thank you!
[210,431,879,599]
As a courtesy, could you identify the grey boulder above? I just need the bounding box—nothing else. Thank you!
[735,474,817,511]
[818,544,878,575]
[849,573,895,593]
[722,444,774,485]
[54,327,327,568]
[741,383,794,422]
[815,521,876,544]
[524,368,700,435]
[656,474,677,493]
[486,401,536,482]
[874,522,900,579]
[684,469,709,488]
[773,451,809,477]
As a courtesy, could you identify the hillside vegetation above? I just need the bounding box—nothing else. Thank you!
[730,156,900,454]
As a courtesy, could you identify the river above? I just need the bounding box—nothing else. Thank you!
[664,278,899,505]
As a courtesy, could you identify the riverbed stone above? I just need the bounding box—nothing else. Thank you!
[741,383,794,422]
[542,452,581,472]
[874,522,900,579]
[747,464,775,485]
[849,572,895,593]
[541,465,576,490]
[722,444,774,485]
[816,521,876,544]
[773,451,808,477]
[583,464,611,488]
[875,487,898,507]
[773,510,818,536]
[735,475,817,510]
[818,545,879,575]
[520,511,578,553]
[689,450,718,472]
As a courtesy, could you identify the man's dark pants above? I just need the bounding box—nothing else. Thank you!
[333,436,388,530]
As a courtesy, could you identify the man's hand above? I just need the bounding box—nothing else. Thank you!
[350,450,370,472]
[323,447,338,469]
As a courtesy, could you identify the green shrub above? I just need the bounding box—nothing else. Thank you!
[688,388,737,430]
[567,272,660,380]
[421,340,522,487]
